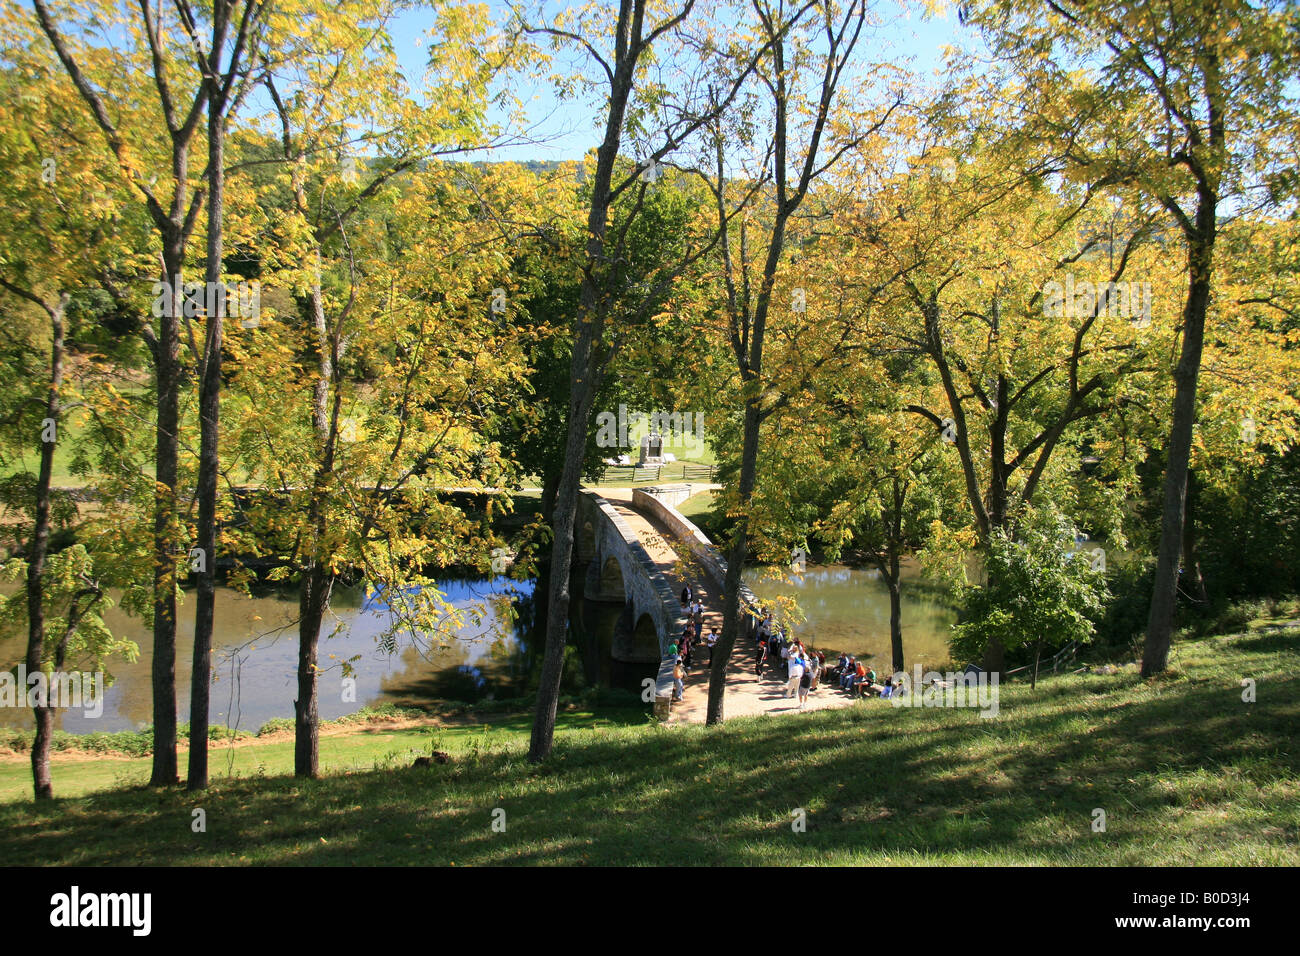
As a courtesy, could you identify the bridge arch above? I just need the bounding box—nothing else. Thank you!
[596,556,626,602]
[629,612,660,662]
[576,491,682,664]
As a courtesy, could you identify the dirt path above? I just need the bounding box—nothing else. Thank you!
[594,487,863,724]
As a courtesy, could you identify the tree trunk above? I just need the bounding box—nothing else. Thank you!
[887,560,904,676]
[293,264,340,778]
[981,637,1006,675]
[295,561,331,777]
[706,397,761,725]
[528,377,597,761]
[25,294,68,800]
[886,478,906,675]
[541,467,561,527]
[189,92,226,792]
[150,238,184,787]
[1143,190,1216,677]
[528,36,638,762]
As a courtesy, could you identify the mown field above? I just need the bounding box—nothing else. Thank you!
[0,620,1296,866]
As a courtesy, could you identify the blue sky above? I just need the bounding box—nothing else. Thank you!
[385,0,971,163]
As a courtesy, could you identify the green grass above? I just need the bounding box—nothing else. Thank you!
[0,708,644,805]
[678,489,716,520]
[1,622,1296,866]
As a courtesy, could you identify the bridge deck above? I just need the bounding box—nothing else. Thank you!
[595,486,859,724]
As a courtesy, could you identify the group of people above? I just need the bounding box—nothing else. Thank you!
[824,654,901,699]
[753,609,904,707]
[753,611,827,710]
[668,584,719,702]
[666,593,905,709]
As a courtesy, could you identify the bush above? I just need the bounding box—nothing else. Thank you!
[952,508,1109,665]
[256,717,295,736]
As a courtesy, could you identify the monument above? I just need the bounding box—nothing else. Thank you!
[639,430,665,466]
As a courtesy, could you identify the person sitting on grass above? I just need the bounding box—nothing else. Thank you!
[880,677,894,699]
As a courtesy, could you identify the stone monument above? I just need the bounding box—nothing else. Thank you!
[639,430,665,465]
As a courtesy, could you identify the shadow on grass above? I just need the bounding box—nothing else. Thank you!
[2,637,1296,866]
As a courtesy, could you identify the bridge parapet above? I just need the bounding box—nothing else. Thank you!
[631,487,761,645]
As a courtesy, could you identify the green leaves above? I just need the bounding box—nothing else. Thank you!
[951,506,1109,664]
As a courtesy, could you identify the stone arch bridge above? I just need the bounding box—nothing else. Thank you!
[575,490,683,663]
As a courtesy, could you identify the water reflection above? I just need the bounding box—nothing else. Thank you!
[0,577,538,734]
[745,563,956,669]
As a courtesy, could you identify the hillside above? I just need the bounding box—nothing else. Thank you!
[1,622,1296,866]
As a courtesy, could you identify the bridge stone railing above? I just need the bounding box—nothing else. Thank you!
[632,486,761,646]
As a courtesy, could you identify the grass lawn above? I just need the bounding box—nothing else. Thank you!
[0,709,645,804]
[678,489,716,520]
[1,622,1296,866]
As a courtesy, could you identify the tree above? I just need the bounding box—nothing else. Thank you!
[962,0,1300,675]
[209,0,518,777]
[845,119,1180,671]
[951,505,1108,686]
[0,42,141,797]
[31,0,213,785]
[184,0,268,792]
[699,0,900,724]
[517,0,779,758]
